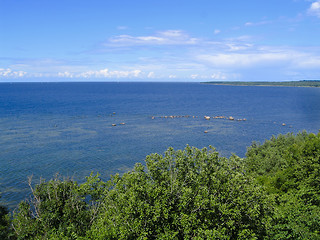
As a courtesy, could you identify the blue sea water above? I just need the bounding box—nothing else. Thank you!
[1,82,320,209]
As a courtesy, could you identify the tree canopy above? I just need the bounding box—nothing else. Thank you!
[245,131,320,239]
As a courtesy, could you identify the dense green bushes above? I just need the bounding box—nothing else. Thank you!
[12,176,97,239]
[1,131,319,239]
[245,131,320,239]
[87,147,269,239]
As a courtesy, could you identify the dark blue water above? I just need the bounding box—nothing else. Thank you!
[1,82,320,209]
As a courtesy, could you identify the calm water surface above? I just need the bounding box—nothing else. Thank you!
[1,82,320,208]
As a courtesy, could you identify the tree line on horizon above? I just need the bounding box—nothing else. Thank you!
[203,80,320,87]
[1,131,319,239]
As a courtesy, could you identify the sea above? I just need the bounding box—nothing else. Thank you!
[1,82,320,209]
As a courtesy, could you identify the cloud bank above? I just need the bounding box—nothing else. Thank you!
[0,68,27,78]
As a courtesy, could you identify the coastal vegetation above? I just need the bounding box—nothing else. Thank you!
[203,80,320,87]
[1,131,319,239]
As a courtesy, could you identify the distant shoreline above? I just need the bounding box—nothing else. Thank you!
[202,80,320,88]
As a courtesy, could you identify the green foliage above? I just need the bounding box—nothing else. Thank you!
[88,146,270,239]
[12,174,105,239]
[245,131,320,239]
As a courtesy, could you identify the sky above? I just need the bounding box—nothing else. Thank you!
[1,0,320,82]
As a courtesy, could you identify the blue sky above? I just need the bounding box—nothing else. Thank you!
[1,0,320,81]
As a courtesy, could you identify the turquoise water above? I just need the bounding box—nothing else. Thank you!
[1,82,320,209]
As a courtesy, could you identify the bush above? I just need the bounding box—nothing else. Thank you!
[12,174,105,239]
[245,131,320,239]
[88,146,270,239]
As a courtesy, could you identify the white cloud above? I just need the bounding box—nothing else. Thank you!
[0,68,27,78]
[58,71,74,78]
[225,43,253,51]
[110,35,164,45]
[184,73,230,80]
[226,35,254,42]
[190,74,199,79]
[147,72,155,78]
[196,52,290,68]
[100,30,256,55]
[77,68,142,78]
[210,72,227,80]
[244,20,272,27]
[293,55,320,68]
[308,1,320,17]
[245,22,254,26]
[106,30,199,47]
[57,68,144,79]
[117,26,128,30]
[160,30,184,38]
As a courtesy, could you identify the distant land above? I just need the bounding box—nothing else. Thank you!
[203,80,320,87]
